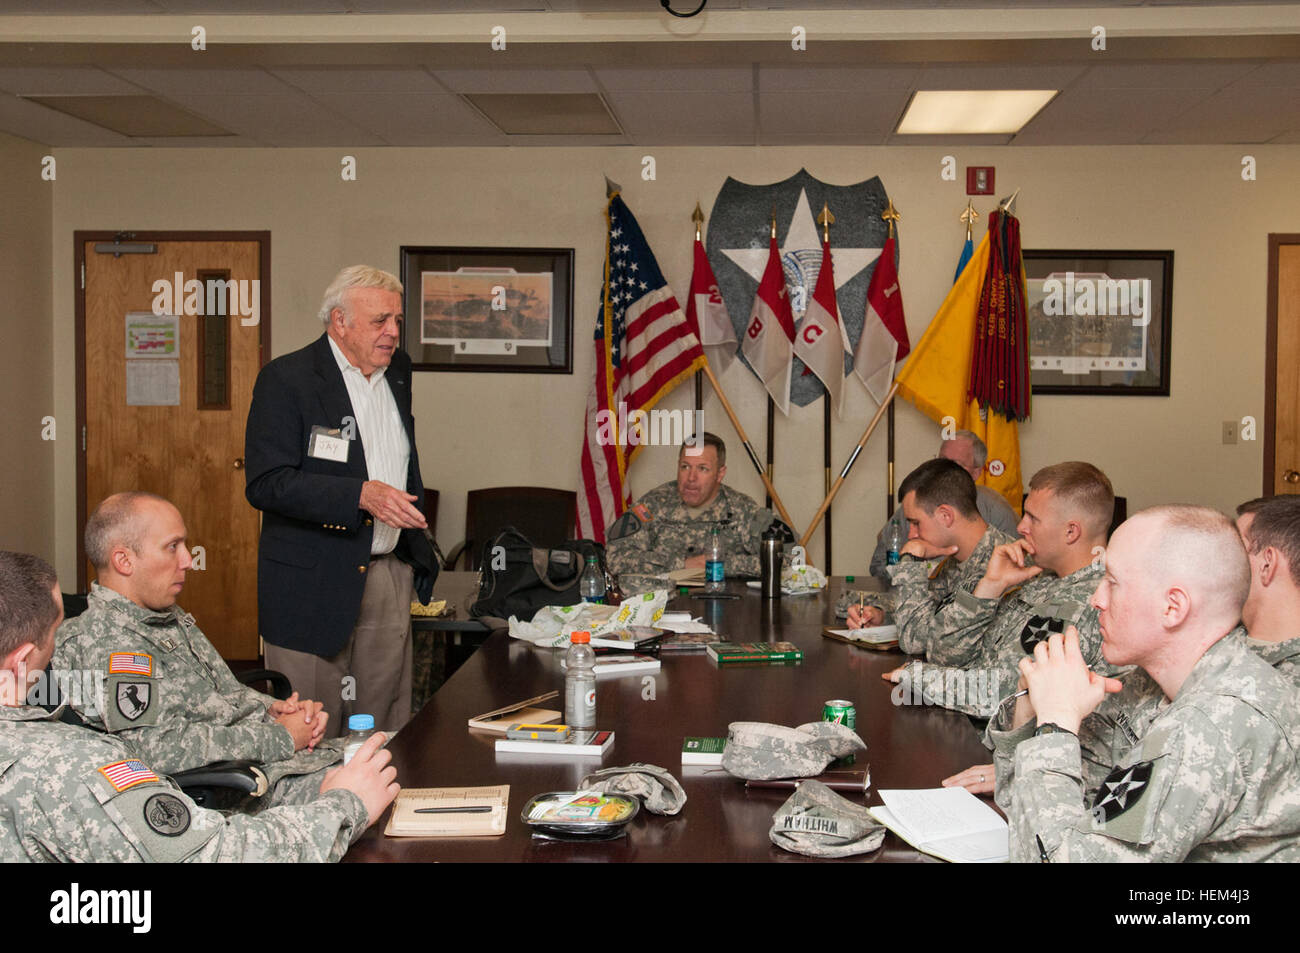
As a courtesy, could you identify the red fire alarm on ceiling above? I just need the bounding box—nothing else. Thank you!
[966,166,995,195]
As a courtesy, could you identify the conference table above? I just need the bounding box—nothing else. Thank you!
[346,577,995,862]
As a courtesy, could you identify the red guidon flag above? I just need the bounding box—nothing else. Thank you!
[741,235,796,415]
[853,235,911,406]
[793,239,849,417]
[684,236,737,375]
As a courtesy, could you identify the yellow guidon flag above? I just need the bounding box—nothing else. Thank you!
[895,230,1026,513]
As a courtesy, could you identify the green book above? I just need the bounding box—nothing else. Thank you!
[706,641,803,665]
[681,736,728,765]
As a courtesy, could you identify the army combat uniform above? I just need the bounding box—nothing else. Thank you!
[1007,632,1300,862]
[894,563,1120,719]
[886,526,1015,661]
[605,482,774,577]
[54,584,340,802]
[989,631,1300,808]
[0,703,367,862]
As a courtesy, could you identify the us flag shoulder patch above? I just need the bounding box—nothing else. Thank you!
[109,652,153,676]
[99,760,160,792]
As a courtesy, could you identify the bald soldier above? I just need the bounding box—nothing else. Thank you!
[0,551,398,862]
[972,495,1300,803]
[55,492,342,804]
[1006,506,1300,862]
[605,432,778,578]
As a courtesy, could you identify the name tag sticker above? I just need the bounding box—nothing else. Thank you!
[308,426,349,463]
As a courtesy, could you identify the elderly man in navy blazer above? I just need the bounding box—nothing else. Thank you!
[245,265,436,737]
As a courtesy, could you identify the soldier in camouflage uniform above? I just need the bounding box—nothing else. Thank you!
[0,550,397,862]
[55,493,340,803]
[1006,507,1300,862]
[890,462,1121,719]
[605,433,776,578]
[984,495,1300,804]
[850,458,1015,659]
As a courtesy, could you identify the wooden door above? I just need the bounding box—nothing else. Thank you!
[76,232,270,659]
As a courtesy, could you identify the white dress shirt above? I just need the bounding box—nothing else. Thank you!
[328,336,411,556]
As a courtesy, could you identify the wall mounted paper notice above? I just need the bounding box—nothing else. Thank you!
[125,312,180,359]
[126,360,180,406]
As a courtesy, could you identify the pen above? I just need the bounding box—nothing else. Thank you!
[413,806,495,814]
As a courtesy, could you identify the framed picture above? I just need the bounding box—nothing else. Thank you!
[398,246,574,374]
[1024,250,1173,396]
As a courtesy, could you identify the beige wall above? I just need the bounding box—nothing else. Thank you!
[0,131,53,565]
[44,143,1298,582]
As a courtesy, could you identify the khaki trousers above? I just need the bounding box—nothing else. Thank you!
[265,554,414,739]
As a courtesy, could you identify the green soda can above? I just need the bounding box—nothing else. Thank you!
[822,699,856,730]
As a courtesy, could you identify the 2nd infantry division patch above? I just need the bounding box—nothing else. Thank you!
[1091,761,1154,822]
[1020,614,1066,653]
[143,793,191,837]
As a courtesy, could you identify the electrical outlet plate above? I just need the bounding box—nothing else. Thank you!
[1222,420,1238,445]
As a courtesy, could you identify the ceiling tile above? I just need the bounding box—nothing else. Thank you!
[1013,86,1212,145]
[433,68,596,93]
[270,67,444,94]
[595,67,752,92]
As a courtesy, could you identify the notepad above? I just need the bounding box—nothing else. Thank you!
[869,787,1008,863]
[384,785,509,837]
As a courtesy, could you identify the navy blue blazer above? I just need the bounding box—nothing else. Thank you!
[244,333,436,657]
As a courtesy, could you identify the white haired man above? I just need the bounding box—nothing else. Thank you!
[245,265,437,737]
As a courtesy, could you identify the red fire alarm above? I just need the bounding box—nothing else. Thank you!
[966,166,995,195]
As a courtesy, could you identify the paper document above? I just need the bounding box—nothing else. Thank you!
[870,787,1008,863]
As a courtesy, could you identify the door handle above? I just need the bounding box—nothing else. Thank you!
[1284,470,1300,484]
[233,457,245,470]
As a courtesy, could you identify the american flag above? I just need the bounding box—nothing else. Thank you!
[99,760,159,792]
[576,192,706,541]
[108,652,153,676]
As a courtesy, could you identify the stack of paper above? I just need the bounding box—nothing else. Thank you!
[868,787,1008,863]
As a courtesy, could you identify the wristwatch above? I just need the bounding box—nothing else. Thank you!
[1034,722,1076,738]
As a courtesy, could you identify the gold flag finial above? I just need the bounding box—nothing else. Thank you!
[998,188,1020,215]
[881,198,900,239]
[770,206,778,240]
[604,175,622,198]
[960,200,979,241]
[816,202,835,243]
[692,201,704,241]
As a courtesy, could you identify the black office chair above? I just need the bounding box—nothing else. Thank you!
[443,486,577,571]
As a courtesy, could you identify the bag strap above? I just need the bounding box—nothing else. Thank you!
[531,549,578,592]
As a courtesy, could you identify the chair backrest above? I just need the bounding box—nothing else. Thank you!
[1109,495,1128,539]
[463,486,577,571]
[422,487,439,542]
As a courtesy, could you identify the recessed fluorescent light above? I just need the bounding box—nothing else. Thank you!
[897,90,1057,135]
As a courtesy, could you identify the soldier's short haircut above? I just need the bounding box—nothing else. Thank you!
[898,458,979,519]
[84,491,169,570]
[1236,497,1271,517]
[1137,505,1250,617]
[681,431,725,467]
[1239,495,1300,588]
[0,551,60,656]
[317,265,403,326]
[1028,462,1115,539]
[950,430,988,472]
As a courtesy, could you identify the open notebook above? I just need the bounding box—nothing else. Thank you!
[868,787,1008,863]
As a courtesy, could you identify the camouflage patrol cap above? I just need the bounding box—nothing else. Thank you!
[578,762,687,815]
[722,721,867,780]
[769,780,886,858]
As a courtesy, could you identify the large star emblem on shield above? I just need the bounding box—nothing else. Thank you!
[1091,761,1153,822]
[1020,614,1066,653]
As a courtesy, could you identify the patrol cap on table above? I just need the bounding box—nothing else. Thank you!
[578,762,687,816]
[769,780,885,858]
[722,721,867,780]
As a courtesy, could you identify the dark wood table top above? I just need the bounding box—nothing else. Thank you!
[346,577,994,862]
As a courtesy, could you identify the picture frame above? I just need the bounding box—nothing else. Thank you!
[1024,249,1173,396]
[398,246,574,374]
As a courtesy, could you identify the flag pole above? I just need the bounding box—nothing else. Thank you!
[799,380,900,548]
[878,198,902,525]
[691,203,705,431]
[816,201,836,572]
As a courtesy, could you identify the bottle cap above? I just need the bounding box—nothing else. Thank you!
[585,555,597,564]
[570,630,591,643]
[348,714,375,731]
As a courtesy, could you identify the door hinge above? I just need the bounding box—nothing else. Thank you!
[80,261,85,289]
[82,426,86,453]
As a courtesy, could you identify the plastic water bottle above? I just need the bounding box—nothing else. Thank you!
[564,631,596,730]
[342,713,375,765]
[579,556,606,604]
[706,527,725,592]
[886,520,904,566]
